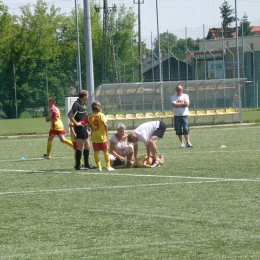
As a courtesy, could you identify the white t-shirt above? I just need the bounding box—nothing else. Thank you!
[171,93,190,116]
[135,121,160,145]
[109,135,133,156]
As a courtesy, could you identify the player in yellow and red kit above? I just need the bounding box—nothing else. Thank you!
[41,98,73,159]
[69,120,83,167]
[76,101,114,172]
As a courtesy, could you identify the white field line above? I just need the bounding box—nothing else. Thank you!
[0,239,210,260]
[85,208,258,224]
[0,180,229,196]
[1,167,260,182]
[0,169,259,196]
[1,147,260,163]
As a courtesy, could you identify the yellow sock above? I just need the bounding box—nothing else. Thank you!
[94,152,101,169]
[74,151,77,166]
[64,139,73,148]
[46,141,52,156]
[104,150,111,167]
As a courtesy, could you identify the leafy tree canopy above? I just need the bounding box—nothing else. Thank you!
[238,13,253,37]
[219,0,236,38]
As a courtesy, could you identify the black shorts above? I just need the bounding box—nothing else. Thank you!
[112,158,125,167]
[152,121,166,138]
[74,125,89,140]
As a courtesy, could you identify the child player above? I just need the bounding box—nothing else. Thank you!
[42,98,73,159]
[76,101,114,172]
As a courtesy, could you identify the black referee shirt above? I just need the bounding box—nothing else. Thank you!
[68,98,87,122]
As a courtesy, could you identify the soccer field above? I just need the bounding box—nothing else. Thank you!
[1,125,260,259]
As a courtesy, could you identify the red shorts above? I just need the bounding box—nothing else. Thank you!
[49,129,66,136]
[73,142,78,151]
[92,142,108,152]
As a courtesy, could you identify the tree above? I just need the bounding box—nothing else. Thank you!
[0,0,77,118]
[98,3,139,83]
[153,32,177,59]
[17,0,74,116]
[220,0,236,38]
[238,13,253,37]
[153,33,199,61]
[175,38,199,61]
[0,3,21,119]
[64,2,103,91]
[0,0,140,118]
[68,2,138,86]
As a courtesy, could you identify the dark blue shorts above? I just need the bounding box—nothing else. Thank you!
[174,116,189,135]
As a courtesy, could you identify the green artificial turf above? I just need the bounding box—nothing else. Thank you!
[0,125,260,259]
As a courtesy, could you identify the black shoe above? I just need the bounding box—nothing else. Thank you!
[75,165,89,170]
[85,164,97,169]
[41,154,51,159]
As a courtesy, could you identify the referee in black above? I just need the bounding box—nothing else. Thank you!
[68,90,96,170]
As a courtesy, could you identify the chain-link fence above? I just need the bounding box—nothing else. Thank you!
[1,0,260,135]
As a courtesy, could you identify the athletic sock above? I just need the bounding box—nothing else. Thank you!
[83,149,89,167]
[74,151,77,167]
[103,150,110,167]
[76,150,82,168]
[94,152,101,169]
[64,138,73,148]
[46,141,52,156]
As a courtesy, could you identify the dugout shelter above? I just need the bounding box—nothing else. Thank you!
[95,79,246,118]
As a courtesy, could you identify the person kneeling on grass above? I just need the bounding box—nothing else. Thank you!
[109,123,135,169]
[127,121,166,168]
[75,101,114,172]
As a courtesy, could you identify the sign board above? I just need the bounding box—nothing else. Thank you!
[207,60,224,79]
[226,61,243,70]
[193,50,223,60]
[65,97,78,133]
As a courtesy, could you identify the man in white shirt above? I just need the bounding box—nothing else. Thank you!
[171,84,193,148]
[127,121,166,168]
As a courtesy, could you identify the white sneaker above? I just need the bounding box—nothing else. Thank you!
[97,168,102,172]
[150,161,160,168]
[41,154,51,159]
[186,142,193,148]
[105,167,115,171]
[180,143,185,148]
